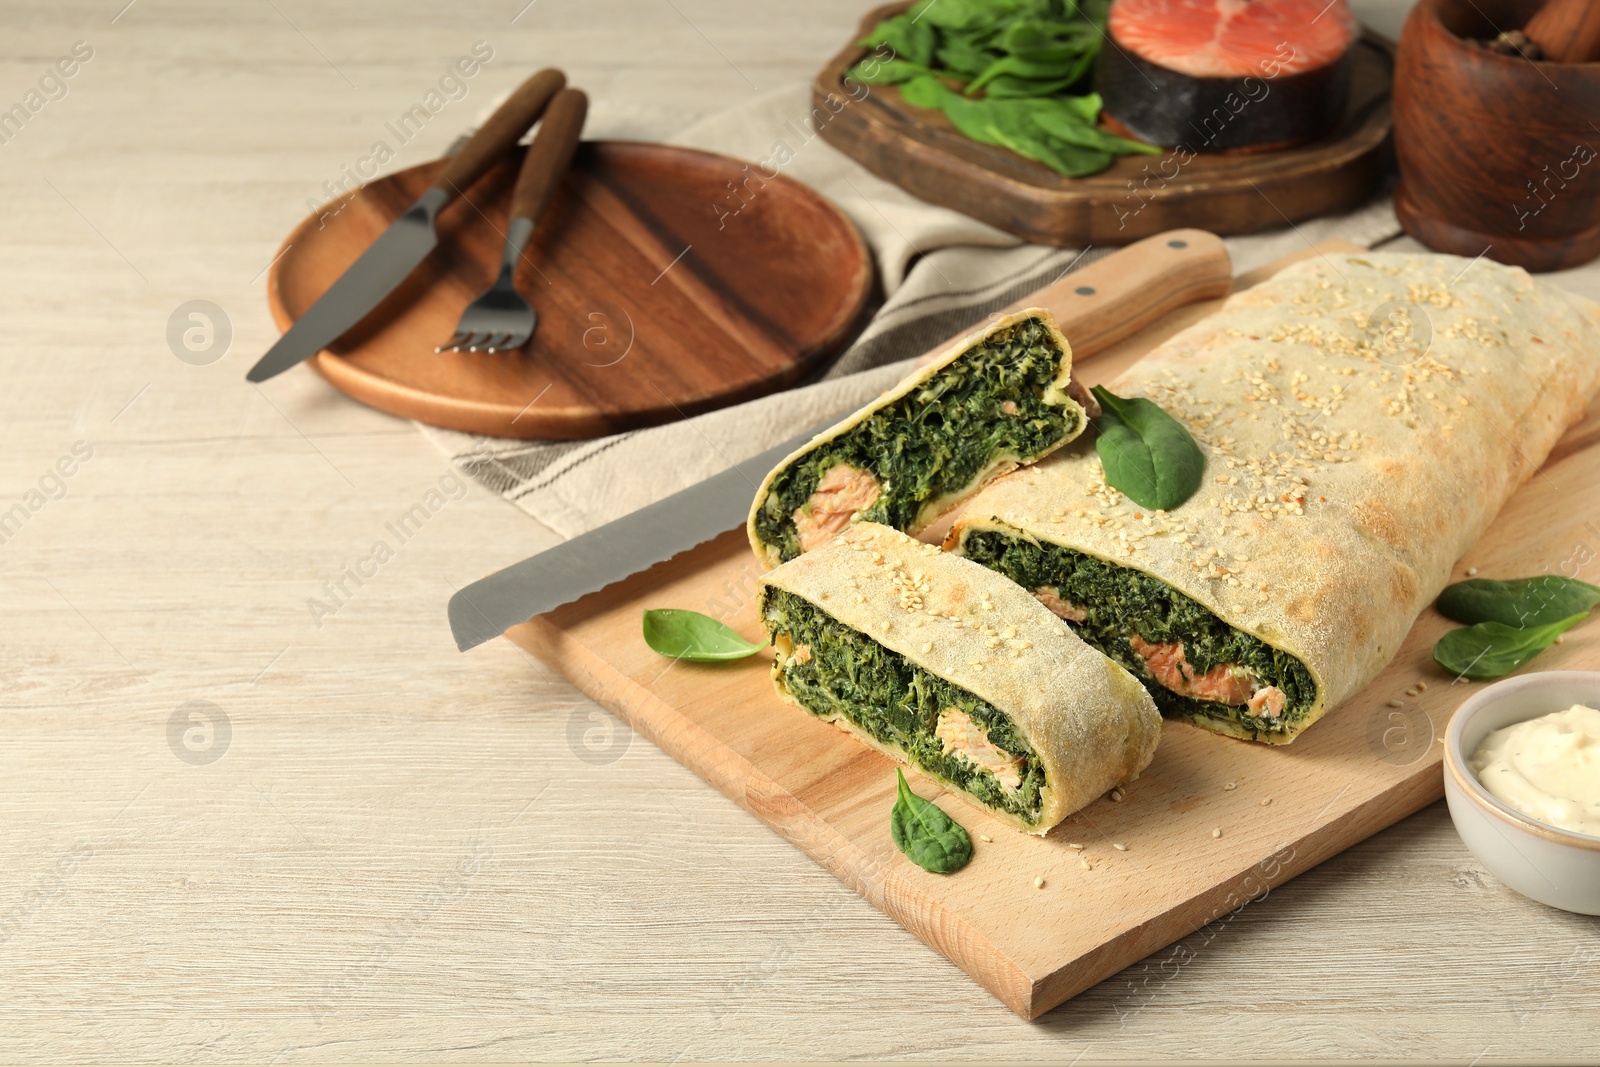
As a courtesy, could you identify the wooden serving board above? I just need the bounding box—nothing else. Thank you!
[503,241,1600,1019]
[267,141,873,439]
[813,2,1395,246]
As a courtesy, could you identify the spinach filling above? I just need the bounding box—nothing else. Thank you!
[754,317,1079,563]
[762,588,1046,824]
[958,529,1318,740]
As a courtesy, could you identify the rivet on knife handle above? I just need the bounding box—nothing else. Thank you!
[431,68,566,202]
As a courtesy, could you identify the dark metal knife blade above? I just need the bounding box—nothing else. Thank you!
[247,68,566,384]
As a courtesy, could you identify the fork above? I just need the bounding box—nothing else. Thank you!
[437,87,588,354]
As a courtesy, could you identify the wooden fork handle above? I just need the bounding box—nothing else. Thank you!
[509,88,588,225]
[431,68,565,199]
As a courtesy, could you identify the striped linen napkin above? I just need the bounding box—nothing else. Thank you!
[417,82,1402,540]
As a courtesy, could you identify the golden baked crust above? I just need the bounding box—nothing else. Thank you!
[954,252,1600,743]
[758,522,1161,834]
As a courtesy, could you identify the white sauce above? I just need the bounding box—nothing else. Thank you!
[1470,704,1600,837]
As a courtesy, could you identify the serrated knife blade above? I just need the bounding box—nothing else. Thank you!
[448,421,831,651]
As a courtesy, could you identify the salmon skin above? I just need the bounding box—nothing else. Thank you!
[1095,0,1360,152]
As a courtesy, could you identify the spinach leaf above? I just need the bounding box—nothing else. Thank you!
[847,57,937,86]
[936,34,1002,77]
[981,72,1088,99]
[986,116,1109,175]
[859,14,937,68]
[967,52,1083,93]
[1436,576,1600,629]
[890,768,973,874]
[642,609,763,662]
[1432,613,1587,680]
[898,73,956,111]
[1090,385,1206,511]
[1031,106,1160,154]
[910,0,1017,32]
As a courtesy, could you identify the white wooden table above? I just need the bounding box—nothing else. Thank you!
[2,1,1596,1062]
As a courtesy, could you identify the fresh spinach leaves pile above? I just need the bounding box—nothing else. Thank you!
[847,0,1159,176]
[1432,576,1600,679]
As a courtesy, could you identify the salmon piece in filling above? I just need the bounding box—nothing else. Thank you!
[792,463,881,552]
[935,706,1024,792]
[1032,586,1088,623]
[1126,634,1286,717]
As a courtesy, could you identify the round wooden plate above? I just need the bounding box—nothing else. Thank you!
[814,3,1396,246]
[266,141,874,439]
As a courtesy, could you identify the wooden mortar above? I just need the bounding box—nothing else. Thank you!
[1393,0,1600,272]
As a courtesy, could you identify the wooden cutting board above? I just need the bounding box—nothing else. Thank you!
[501,240,1600,1019]
[813,2,1395,246]
[266,141,874,439]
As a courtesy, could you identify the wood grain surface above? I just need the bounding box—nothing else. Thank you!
[3,0,1600,1062]
[503,241,1600,1018]
[813,2,1397,247]
[269,141,873,439]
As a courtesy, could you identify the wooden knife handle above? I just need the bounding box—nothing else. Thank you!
[431,68,565,199]
[1012,229,1232,361]
[509,88,588,224]
[910,230,1231,372]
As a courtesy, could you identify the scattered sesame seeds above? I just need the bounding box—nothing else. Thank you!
[1261,797,1273,807]
[1080,856,1093,871]
[1224,781,1237,791]
[1113,843,1128,852]
[1211,827,1223,839]
[1417,681,1428,691]
[1387,699,1404,708]
[978,834,992,843]
[920,642,933,654]
[1068,842,1085,851]
[1034,876,1046,889]
[1109,788,1124,803]
[1467,566,1479,576]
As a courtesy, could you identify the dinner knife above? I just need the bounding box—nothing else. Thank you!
[449,228,1232,651]
[246,68,567,383]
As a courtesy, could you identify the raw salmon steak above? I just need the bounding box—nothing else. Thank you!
[1096,0,1361,151]
[1109,0,1359,78]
